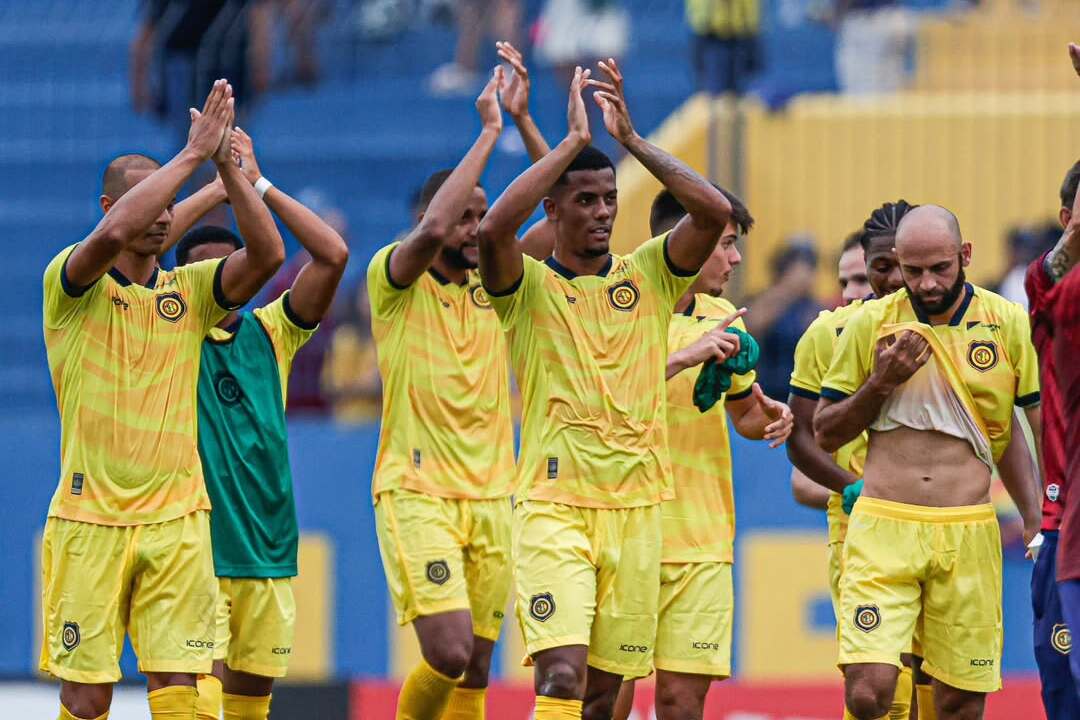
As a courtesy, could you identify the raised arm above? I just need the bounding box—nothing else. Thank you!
[232,128,349,325]
[216,116,285,307]
[389,68,503,288]
[497,41,550,162]
[479,67,592,293]
[66,80,233,289]
[998,409,1043,546]
[787,394,860,494]
[814,331,931,452]
[587,59,731,271]
[161,176,228,256]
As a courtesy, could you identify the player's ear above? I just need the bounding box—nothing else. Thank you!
[542,196,557,221]
[1061,207,1072,230]
[959,242,972,267]
[100,194,114,215]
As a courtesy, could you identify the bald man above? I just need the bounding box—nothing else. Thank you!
[40,80,284,720]
[812,205,1043,720]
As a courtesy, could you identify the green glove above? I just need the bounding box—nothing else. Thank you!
[842,479,864,515]
[693,328,761,413]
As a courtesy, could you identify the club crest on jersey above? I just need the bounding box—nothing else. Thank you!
[469,285,492,309]
[529,592,556,622]
[62,621,80,651]
[854,605,881,633]
[214,372,243,405]
[155,292,187,323]
[426,560,451,585]
[607,280,640,312]
[1052,624,1072,655]
[1048,483,1061,502]
[967,341,998,372]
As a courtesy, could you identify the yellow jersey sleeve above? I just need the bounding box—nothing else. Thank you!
[43,244,105,329]
[487,254,546,329]
[1003,301,1040,407]
[628,233,698,311]
[789,310,837,399]
[252,292,319,403]
[821,305,877,401]
[367,243,412,320]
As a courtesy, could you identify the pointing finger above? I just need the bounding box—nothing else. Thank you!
[718,307,747,330]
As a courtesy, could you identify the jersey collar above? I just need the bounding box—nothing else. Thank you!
[544,254,613,280]
[910,282,975,326]
[427,266,468,287]
[680,296,697,317]
[108,265,159,289]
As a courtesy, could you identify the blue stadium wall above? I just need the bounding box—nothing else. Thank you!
[0,415,1038,680]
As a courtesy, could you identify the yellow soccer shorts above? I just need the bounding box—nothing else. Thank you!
[375,489,512,641]
[828,540,845,625]
[514,500,661,679]
[838,498,1002,693]
[39,511,217,683]
[655,562,733,678]
[212,577,295,677]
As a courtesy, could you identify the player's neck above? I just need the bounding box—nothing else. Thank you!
[113,251,158,287]
[673,292,695,314]
[552,247,611,277]
[429,257,468,286]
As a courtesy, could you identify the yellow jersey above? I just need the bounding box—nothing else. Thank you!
[367,243,515,500]
[821,284,1040,465]
[43,244,232,526]
[663,294,755,563]
[489,234,696,509]
[686,0,760,38]
[789,300,870,544]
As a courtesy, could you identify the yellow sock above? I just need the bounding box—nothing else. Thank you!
[148,685,198,719]
[222,693,271,720]
[442,687,486,719]
[196,675,223,720]
[842,710,887,720]
[397,658,461,720]
[59,706,108,720]
[889,666,913,720]
[534,696,583,719]
[916,683,937,720]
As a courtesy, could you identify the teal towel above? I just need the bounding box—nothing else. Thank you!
[693,328,760,413]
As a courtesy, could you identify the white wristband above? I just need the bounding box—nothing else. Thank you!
[254,176,274,199]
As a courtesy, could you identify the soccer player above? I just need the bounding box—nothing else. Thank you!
[478,61,734,720]
[1028,156,1080,719]
[813,205,1042,720]
[368,70,515,720]
[39,80,285,720]
[158,127,349,720]
[612,190,793,720]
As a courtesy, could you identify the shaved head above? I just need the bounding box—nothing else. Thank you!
[894,204,963,254]
[102,153,161,199]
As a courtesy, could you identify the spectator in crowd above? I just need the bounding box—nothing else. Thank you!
[131,0,273,149]
[831,0,916,94]
[322,277,383,424]
[277,0,331,87]
[996,223,1059,309]
[744,235,825,400]
[533,0,629,91]
[684,0,761,95]
[429,0,522,95]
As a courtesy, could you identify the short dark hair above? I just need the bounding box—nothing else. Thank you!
[102,153,161,199]
[555,146,615,186]
[416,169,454,215]
[842,231,863,254]
[648,186,754,237]
[860,200,917,251]
[175,225,244,266]
[1061,160,1080,209]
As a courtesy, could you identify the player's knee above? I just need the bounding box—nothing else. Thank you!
[535,660,585,700]
[654,682,705,720]
[424,637,473,679]
[582,687,619,720]
[845,676,892,720]
[936,688,985,719]
[60,683,112,718]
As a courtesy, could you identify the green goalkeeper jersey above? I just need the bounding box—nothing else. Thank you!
[197,292,317,578]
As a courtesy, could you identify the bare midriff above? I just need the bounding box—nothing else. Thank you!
[862,426,991,507]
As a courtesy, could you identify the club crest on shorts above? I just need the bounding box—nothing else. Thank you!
[529,592,556,622]
[607,280,640,312]
[854,604,881,633]
[426,560,450,585]
[1052,623,1072,655]
[469,285,492,309]
[155,292,187,323]
[62,621,80,651]
[967,341,998,372]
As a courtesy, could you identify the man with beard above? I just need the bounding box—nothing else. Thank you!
[478,61,733,719]
[814,205,1042,720]
[367,70,515,720]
